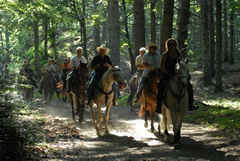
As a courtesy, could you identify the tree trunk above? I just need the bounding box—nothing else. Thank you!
[229,7,234,64]
[133,0,145,72]
[200,0,211,85]
[34,20,40,78]
[82,0,88,59]
[151,0,156,43]
[44,19,48,58]
[176,0,190,58]
[208,0,215,77]
[160,0,174,54]
[122,0,135,73]
[215,0,223,92]
[93,1,100,56]
[108,0,120,65]
[223,0,228,62]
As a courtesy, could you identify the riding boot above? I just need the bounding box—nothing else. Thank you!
[86,84,93,104]
[112,94,118,106]
[188,83,199,111]
[65,80,70,93]
[32,79,38,88]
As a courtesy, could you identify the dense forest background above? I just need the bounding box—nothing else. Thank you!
[0,0,240,92]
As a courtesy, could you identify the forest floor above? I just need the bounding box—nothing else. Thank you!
[2,58,240,161]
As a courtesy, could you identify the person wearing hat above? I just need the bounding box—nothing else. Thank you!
[87,44,116,105]
[65,47,87,92]
[155,38,199,114]
[133,43,161,104]
[19,63,38,88]
[38,58,56,94]
[61,57,71,91]
[135,47,146,87]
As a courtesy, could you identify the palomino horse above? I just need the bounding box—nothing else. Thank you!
[138,69,161,132]
[159,59,189,149]
[89,67,127,136]
[68,62,89,122]
[42,71,55,104]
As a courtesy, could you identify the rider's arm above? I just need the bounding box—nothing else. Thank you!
[160,53,167,73]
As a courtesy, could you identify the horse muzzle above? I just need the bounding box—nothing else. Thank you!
[119,82,127,89]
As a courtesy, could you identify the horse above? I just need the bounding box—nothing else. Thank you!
[68,62,89,122]
[127,72,138,109]
[159,59,189,149]
[138,69,161,132]
[42,71,55,104]
[20,75,34,102]
[89,67,127,136]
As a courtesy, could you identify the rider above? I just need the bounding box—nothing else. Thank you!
[155,38,199,114]
[133,43,161,104]
[61,57,71,91]
[19,63,38,88]
[135,47,146,87]
[87,44,118,106]
[66,47,88,92]
[38,58,56,94]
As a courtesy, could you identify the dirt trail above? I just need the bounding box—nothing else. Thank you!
[32,100,239,161]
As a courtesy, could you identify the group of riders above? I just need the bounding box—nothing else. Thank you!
[18,37,199,112]
[132,38,199,114]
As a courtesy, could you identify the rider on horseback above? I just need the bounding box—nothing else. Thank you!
[66,47,88,93]
[61,57,71,91]
[155,38,199,114]
[38,58,56,94]
[19,62,38,88]
[133,43,161,104]
[135,47,146,87]
[87,44,118,106]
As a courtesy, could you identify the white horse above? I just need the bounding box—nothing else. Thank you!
[159,59,190,149]
[89,67,127,136]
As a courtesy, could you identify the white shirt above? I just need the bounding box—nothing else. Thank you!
[70,55,87,69]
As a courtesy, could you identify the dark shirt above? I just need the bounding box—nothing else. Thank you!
[91,54,113,76]
[165,51,180,75]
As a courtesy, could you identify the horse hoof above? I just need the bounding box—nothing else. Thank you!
[105,130,110,135]
[144,123,148,128]
[174,143,181,149]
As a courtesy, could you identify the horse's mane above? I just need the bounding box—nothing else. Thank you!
[100,67,121,84]
[176,60,189,71]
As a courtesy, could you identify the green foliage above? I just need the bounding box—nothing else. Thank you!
[117,94,129,107]
[185,102,240,137]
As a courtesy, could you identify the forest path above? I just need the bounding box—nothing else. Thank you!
[31,99,239,161]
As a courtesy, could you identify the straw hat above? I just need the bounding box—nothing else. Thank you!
[146,43,158,49]
[48,58,52,61]
[96,44,110,53]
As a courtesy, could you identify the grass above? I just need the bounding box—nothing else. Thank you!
[185,101,240,137]
[117,94,130,107]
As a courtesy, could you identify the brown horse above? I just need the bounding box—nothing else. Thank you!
[89,67,127,136]
[159,59,189,149]
[69,62,89,122]
[139,69,161,132]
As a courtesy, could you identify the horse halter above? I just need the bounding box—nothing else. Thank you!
[112,68,126,89]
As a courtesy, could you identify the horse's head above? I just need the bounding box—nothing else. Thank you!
[77,62,89,86]
[111,67,127,89]
[175,59,189,88]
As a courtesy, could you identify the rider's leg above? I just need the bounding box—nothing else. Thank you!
[87,74,97,104]
[188,83,199,111]
[133,76,147,104]
[112,83,118,106]
[66,70,75,92]
[38,77,44,94]
[155,76,167,114]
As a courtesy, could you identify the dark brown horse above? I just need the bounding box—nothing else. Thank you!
[139,69,161,132]
[68,62,89,122]
[42,71,55,104]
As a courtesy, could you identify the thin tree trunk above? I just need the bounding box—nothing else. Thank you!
[44,19,48,58]
[82,0,88,59]
[200,0,211,85]
[151,0,156,43]
[176,0,190,58]
[108,0,120,65]
[93,1,100,56]
[34,20,40,77]
[122,0,135,73]
[223,0,228,62]
[229,7,234,64]
[208,0,215,77]
[215,0,223,92]
[160,0,174,54]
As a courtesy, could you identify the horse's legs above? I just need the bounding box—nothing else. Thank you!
[69,94,76,121]
[96,104,103,135]
[89,103,97,132]
[104,104,112,135]
[144,99,148,128]
[162,107,169,142]
[150,110,155,132]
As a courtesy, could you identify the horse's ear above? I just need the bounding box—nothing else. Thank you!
[177,58,181,64]
[185,58,188,64]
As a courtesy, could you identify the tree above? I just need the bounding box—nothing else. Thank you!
[160,0,174,54]
[215,0,223,92]
[200,0,211,85]
[108,0,120,65]
[133,0,145,72]
[223,0,228,62]
[229,6,234,64]
[151,0,156,43]
[176,0,190,58]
